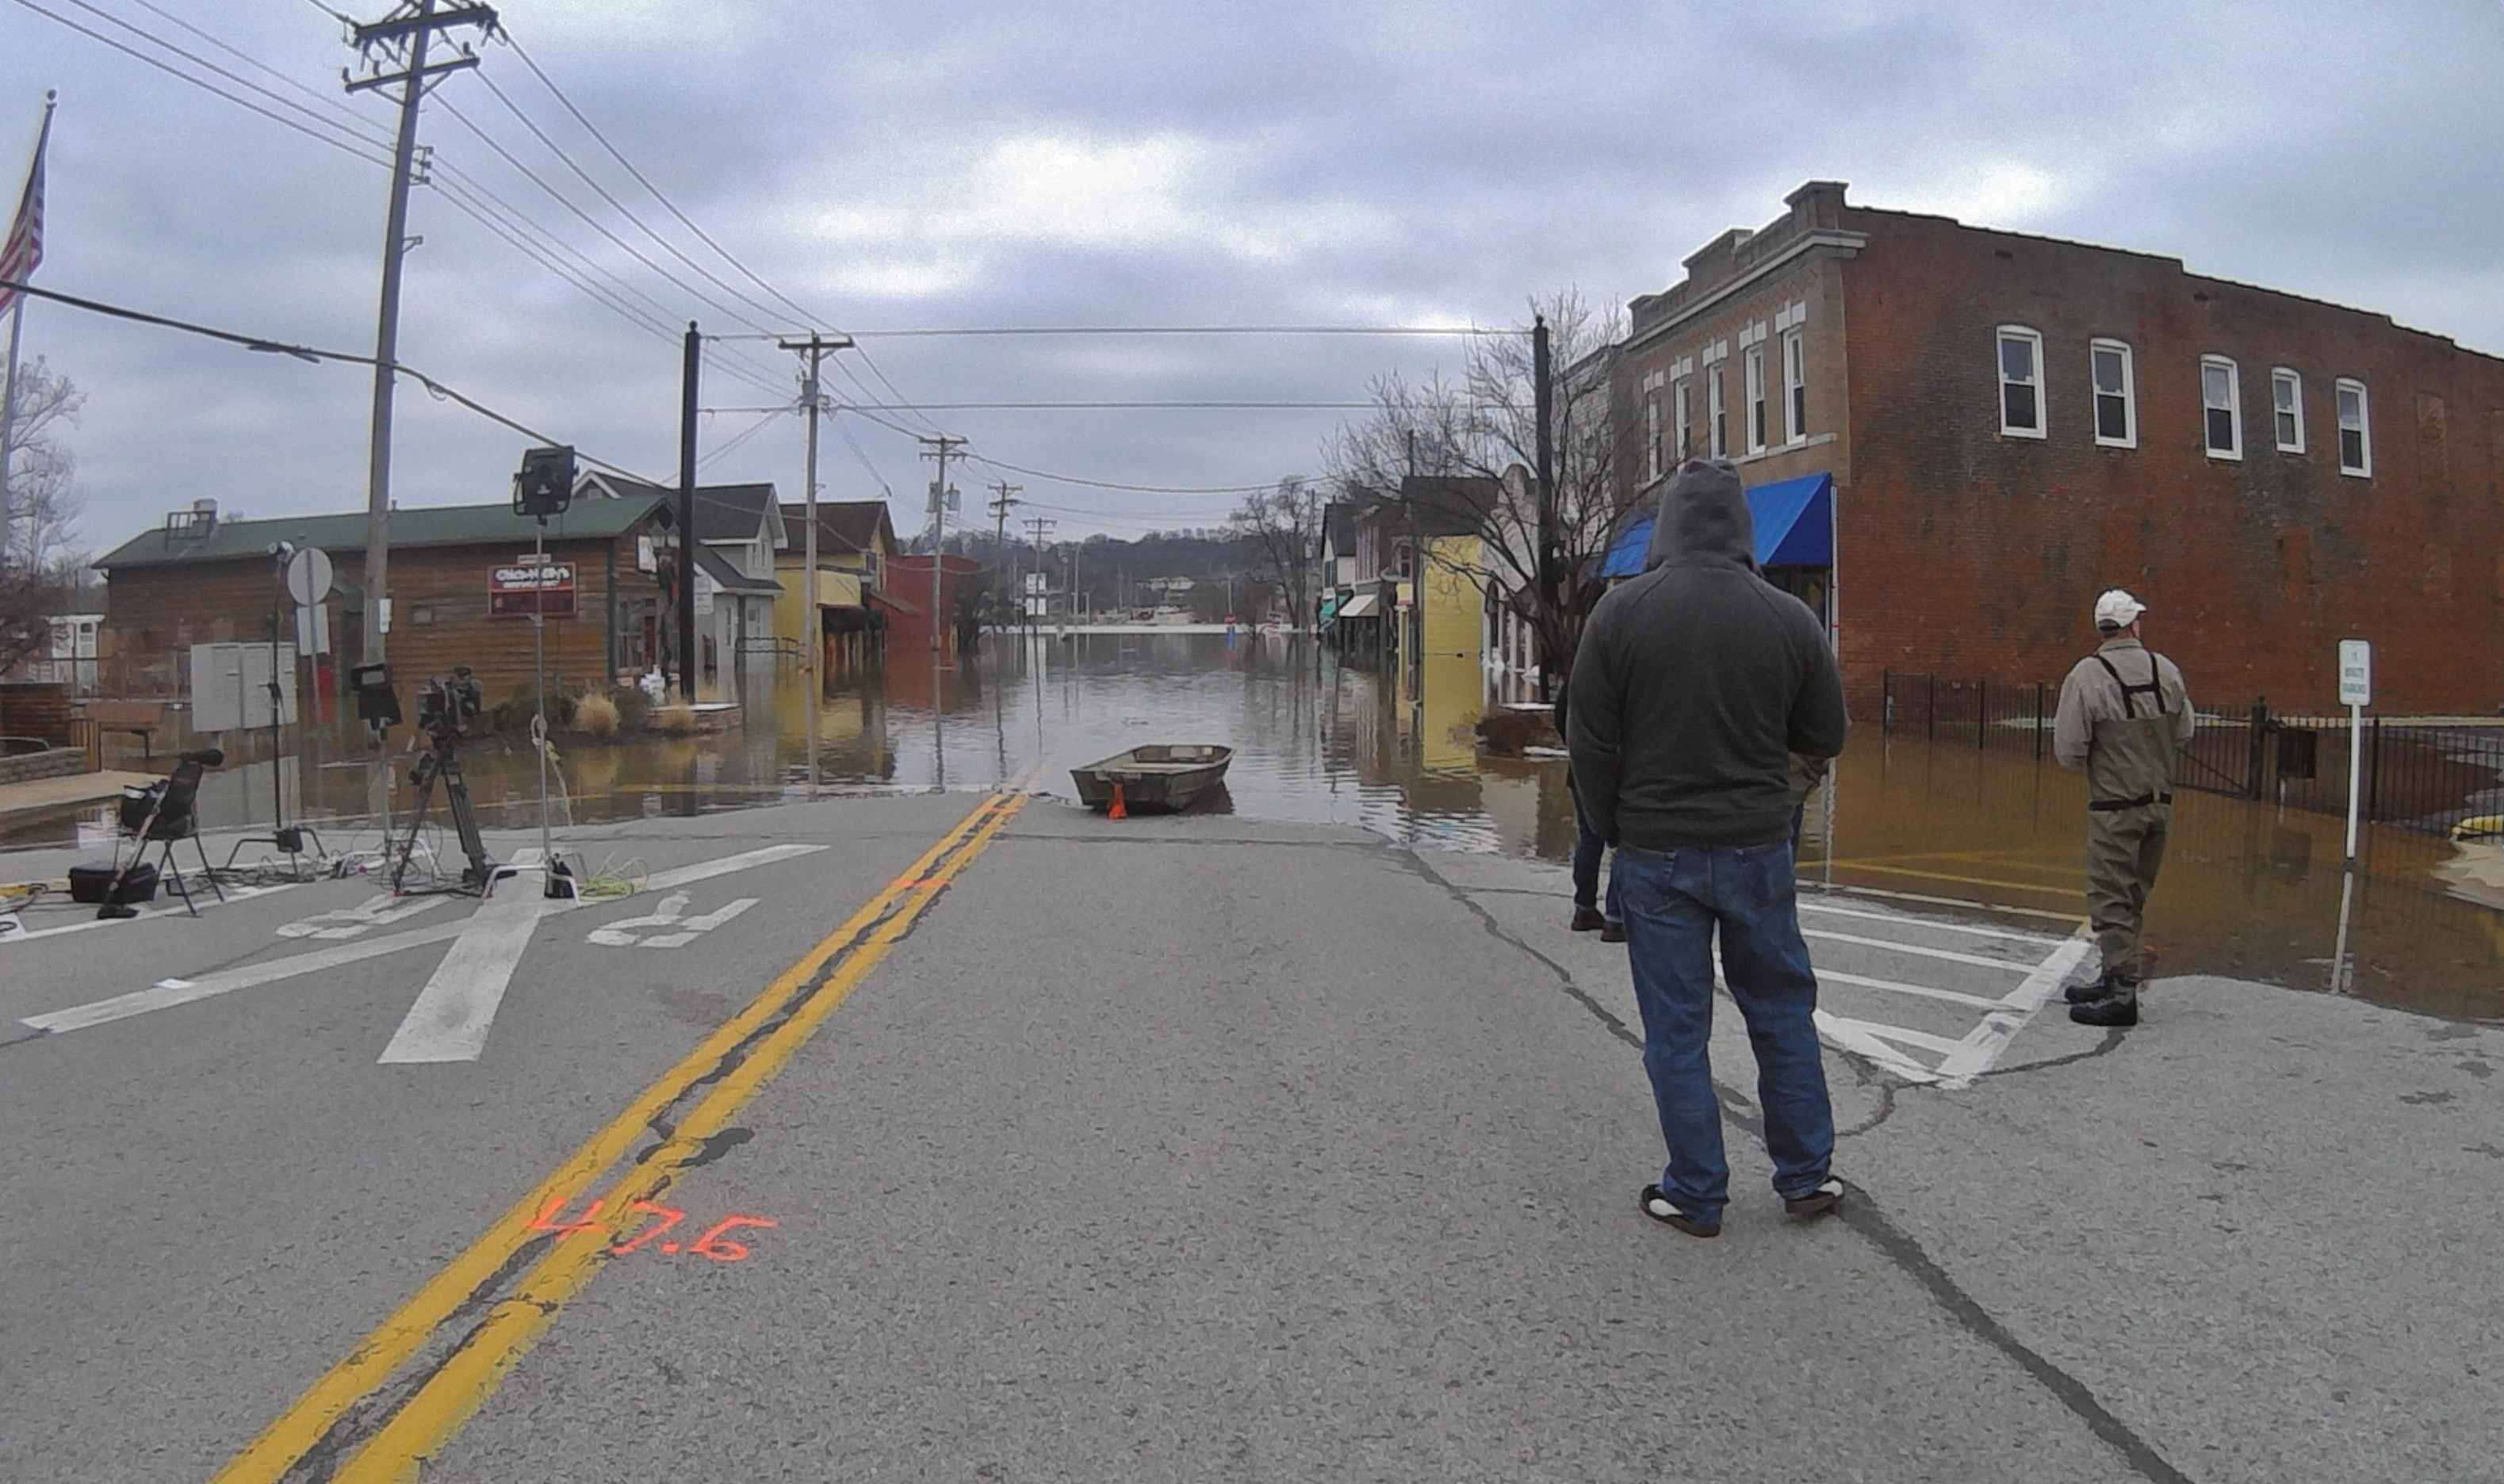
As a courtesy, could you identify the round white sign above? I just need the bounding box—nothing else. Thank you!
[285,546,335,607]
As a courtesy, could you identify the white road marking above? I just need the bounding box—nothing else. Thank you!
[18,843,820,1048]
[377,885,550,1065]
[1811,1013,1945,1084]
[1933,931,2097,1088]
[276,896,450,939]
[585,893,757,949]
[1815,967,2010,1012]
[0,884,301,946]
[20,919,472,1034]
[643,844,824,890]
[1799,900,2063,946]
[1802,927,2045,972]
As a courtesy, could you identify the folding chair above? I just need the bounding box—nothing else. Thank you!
[113,750,225,916]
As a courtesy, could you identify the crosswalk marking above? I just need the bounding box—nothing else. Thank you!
[1802,927,2047,972]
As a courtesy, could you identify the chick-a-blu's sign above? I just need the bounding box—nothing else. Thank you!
[489,561,577,618]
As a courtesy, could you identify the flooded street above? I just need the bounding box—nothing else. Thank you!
[12,631,2503,1017]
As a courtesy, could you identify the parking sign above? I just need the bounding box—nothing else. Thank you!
[2337,638,2372,708]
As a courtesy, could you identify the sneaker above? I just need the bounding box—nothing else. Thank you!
[1571,905,1606,932]
[1638,1184,1720,1237]
[2069,993,2139,1027]
[1782,1177,1845,1219]
[1599,919,1626,943]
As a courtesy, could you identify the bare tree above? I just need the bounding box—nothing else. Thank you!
[1227,476,1326,629]
[1323,290,1632,695]
[3,355,86,573]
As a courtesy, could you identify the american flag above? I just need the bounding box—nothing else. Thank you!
[0,100,52,317]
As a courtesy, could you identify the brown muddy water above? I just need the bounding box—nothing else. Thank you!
[10,631,2499,1018]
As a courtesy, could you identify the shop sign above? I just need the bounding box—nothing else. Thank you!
[490,561,577,617]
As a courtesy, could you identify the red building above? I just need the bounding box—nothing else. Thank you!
[876,553,982,654]
[1608,181,2504,716]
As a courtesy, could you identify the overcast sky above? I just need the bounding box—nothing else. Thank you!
[6,0,2503,556]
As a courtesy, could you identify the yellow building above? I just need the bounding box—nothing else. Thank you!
[774,500,896,667]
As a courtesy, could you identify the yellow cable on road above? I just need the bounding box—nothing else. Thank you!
[209,783,1030,1484]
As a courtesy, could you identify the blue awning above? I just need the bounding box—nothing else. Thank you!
[1595,471,1832,577]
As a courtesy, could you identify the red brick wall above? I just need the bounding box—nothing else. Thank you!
[1836,206,2504,717]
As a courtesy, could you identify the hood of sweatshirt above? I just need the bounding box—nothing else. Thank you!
[1641,459,1755,572]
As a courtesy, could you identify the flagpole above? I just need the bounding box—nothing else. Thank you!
[0,90,56,572]
[0,293,23,569]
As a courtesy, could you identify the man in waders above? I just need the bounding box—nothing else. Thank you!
[2052,588,2195,1027]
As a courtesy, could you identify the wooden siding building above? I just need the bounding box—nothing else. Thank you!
[93,494,676,705]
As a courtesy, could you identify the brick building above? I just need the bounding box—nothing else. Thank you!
[1607,180,2504,716]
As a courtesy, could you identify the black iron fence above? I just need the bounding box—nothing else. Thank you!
[1880,670,2504,840]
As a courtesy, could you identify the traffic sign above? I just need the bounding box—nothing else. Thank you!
[284,546,335,607]
[2337,638,2372,708]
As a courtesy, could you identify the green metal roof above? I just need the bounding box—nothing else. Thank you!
[93,495,668,570]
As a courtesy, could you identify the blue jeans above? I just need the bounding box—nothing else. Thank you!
[1571,811,1624,920]
[1610,840,1834,1220]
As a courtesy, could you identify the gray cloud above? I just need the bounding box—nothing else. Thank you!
[5,0,2503,557]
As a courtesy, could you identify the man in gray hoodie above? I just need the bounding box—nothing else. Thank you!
[1567,459,1850,1237]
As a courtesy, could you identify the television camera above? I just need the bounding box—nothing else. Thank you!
[415,666,485,743]
[382,665,495,894]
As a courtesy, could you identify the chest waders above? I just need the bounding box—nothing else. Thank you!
[2084,652,2182,988]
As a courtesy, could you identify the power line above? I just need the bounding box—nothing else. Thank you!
[121,0,396,148]
[696,407,783,472]
[825,400,1376,411]
[0,276,664,482]
[469,66,794,331]
[500,31,822,331]
[837,325,1507,338]
[960,453,1277,495]
[6,0,392,167]
[431,96,779,338]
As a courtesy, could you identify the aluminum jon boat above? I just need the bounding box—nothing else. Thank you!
[1070,744,1235,813]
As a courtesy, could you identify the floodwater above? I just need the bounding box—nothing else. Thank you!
[11,631,2502,1018]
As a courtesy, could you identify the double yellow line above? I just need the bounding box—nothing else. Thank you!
[212,782,1031,1484]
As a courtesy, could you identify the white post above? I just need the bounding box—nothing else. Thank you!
[2331,637,2372,994]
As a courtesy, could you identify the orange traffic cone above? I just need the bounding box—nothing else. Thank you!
[1108,782,1128,820]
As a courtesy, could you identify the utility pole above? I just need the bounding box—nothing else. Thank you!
[1531,312,1558,702]
[677,323,700,700]
[1023,515,1055,630]
[986,480,1020,634]
[918,434,967,653]
[779,331,851,793]
[344,0,496,668]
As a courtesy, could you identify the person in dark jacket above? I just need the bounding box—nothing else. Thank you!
[1552,654,1624,940]
[1568,459,1850,1238]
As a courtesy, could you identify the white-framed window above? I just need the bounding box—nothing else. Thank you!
[1997,326,2044,438]
[1744,345,1768,453]
[1782,327,1807,443]
[2272,368,2304,453]
[1644,393,1663,484]
[1708,365,1727,458]
[1672,377,1692,462]
[2335,377,2372,476]
[2089,338,2135,448]
[2200,355,2242,460]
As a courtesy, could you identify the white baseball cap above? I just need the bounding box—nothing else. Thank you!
[2093,588,2146,629]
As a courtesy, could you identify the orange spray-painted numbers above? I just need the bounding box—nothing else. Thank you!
[526,1196,605,1241]
[688,1214,777,1262]
[607,1201,687,1256]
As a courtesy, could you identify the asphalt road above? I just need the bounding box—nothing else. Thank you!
[2,790,2496,1482]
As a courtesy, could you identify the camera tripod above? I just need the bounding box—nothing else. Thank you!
[389,731,496,895]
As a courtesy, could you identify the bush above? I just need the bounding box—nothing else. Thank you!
[614,683,650,729]
[575,690,621,738]
[486,683,576,736]
[655,703,699,736]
